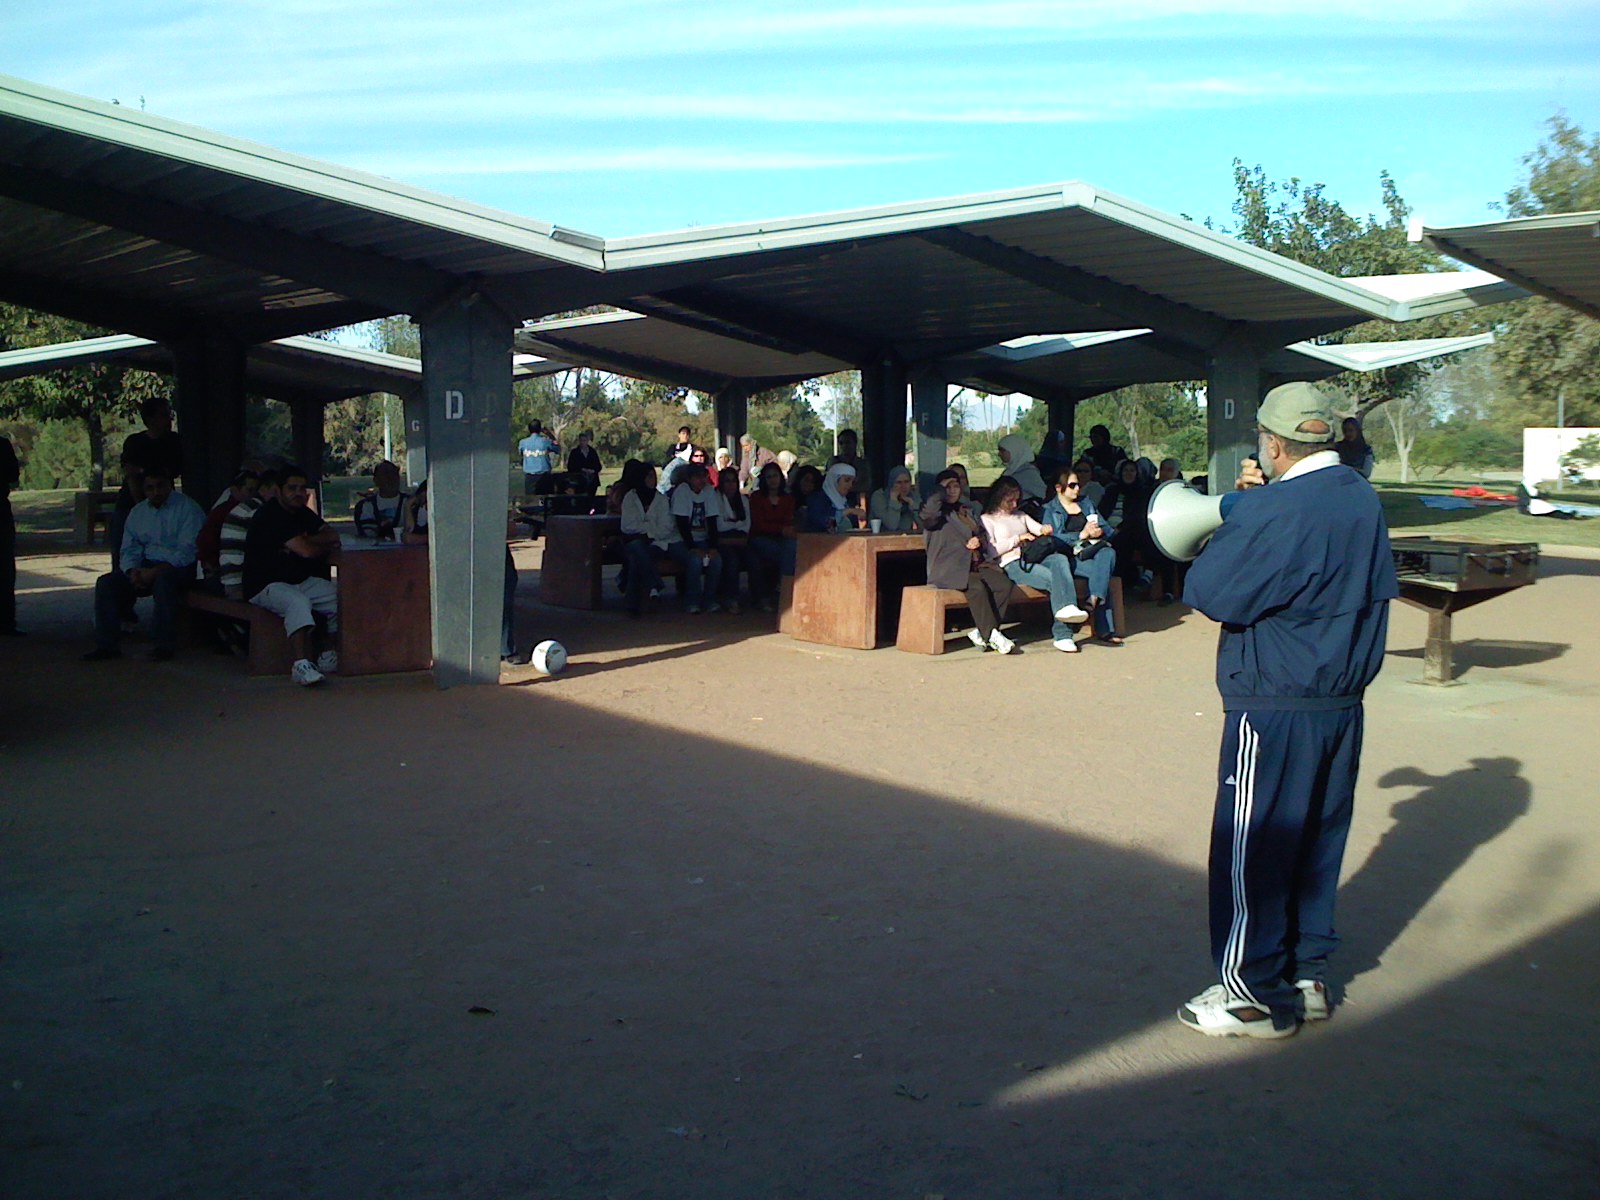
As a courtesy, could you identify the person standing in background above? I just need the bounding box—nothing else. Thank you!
[1,432,20,635]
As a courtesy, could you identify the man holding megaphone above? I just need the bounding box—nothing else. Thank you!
[1175,382,1399,1040]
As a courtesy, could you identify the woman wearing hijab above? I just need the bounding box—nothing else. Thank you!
[920,468,1017,654]
[806,462,866,533]
[868,465,921,532]
[981,475,1089,653]
[997,434,1047,503]
[1336,417,1374,478]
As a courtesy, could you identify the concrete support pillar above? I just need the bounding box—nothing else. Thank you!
[172,333,247,506]
[1206,328,1264,493]
[1047,395,1078,462]
[289,402,324,483]
[713,383,749,464]
[861,354,906,496]
[401,388,428,486]
[911,367,948,498]
[419,290,515,687]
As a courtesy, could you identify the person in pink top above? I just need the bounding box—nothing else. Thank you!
[980,475,1089,653]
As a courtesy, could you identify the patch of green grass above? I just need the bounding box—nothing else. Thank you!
[1375,484,1600,550]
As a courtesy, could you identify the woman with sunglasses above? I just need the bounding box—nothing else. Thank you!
[1042,466,1124,645]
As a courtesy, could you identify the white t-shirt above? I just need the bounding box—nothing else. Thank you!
[717,492,751,534]
[669,483,718,546]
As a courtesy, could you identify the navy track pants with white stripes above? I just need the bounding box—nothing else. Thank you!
[1210,706,1364,1020]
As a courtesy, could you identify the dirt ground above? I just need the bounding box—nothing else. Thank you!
[3,539,1598,1200]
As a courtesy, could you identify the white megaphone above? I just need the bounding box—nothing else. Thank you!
[1148,479,1226,563]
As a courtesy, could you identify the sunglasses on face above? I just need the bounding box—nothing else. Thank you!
[1062,482,1081,489]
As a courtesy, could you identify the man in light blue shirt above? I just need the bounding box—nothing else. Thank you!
[517,420,559,495]
[84,464,205,661]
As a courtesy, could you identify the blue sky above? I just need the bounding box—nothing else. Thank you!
[6,1,1599,240]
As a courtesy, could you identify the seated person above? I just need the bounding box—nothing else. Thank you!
[868,466,921,531]
[668,463,725,612]
[1042,467,1123,644]
[948,461,984,518]
[746,461,796,612]
[1072,456,1105,508]
[997,434,1048,505]
[826,428,872,497]
[243,465,341,686]
[1157,457,1184,483]
[713,446,735,488]
[665,425,696,467]
[197,468,259,591]
[806,463,865,533]
[981,475,1089,654]
[1100,458,1172,602]
[402,480,429,543]
[84,464,204,662]
[352,460,410,539]
[618,461,669,615]
[1080,424,1127,486]
[920,468,1017,655]
[714,465,751,613]
[790,465,825,528]
[217,470,278,600]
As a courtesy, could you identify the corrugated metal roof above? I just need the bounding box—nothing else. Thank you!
[0,74,606,342]
[1,71,1528,376]
[0,332,563,401]
[1418,212,1600,320]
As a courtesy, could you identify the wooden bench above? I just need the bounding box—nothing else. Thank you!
[184,591,293,677]
[896,576,1125,655]
[73,490,121,545]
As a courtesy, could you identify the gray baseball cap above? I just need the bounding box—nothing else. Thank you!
[1256,382,1336,442]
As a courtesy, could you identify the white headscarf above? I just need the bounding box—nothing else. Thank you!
[822,462,857,511]
[715,446,734,469]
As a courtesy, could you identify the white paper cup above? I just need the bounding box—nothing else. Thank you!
[869,518,882,533]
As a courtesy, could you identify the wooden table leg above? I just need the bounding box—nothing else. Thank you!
[1423,608,1453,685]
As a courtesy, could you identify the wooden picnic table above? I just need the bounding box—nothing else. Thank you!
[539,513,621,610]
[336,541,432,674]
[787,531,926,650]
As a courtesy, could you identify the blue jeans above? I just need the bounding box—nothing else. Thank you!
[95,567,187,653]
[666,542,721,606]
[1003,555,1079,642]
[1070,545,1118,636]
[747,535,784,603]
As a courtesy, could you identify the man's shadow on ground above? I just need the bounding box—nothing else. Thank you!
[1333,757,1532,993]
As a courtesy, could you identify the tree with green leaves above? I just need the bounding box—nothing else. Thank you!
[1489,115,1600,433]
[0,302,164,489]
[1224,160,1489,433]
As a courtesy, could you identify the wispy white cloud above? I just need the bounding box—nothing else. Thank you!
[360,146,941,175]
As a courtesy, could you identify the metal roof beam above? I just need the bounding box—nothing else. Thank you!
[645,285,876,365]
[1421,234,1600,322]
[528,335,731,395]
[621,296,819,357]
[0,266,197,340]
[2,165,452,313]
[916,227,1230,351]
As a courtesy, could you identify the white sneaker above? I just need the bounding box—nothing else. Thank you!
[685,603,702,614]
[1053,636,1079,652]
[291,659,325,687]
[705,600,722,613]
[1177,985,1295,1039]
[1296,978,1331,1021]
[315,650,339,674]
[987,629,1017,655]
[1054,604,1088,623]
[967,628,988,651]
